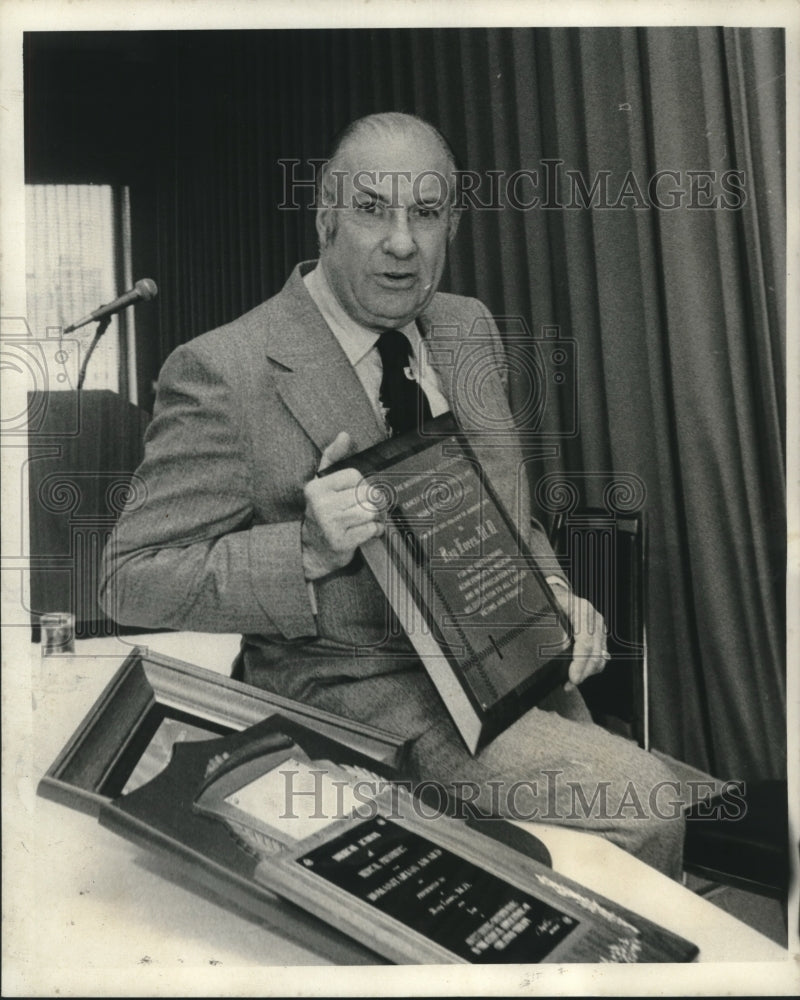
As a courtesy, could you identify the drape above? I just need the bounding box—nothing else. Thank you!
[27,27,784,780]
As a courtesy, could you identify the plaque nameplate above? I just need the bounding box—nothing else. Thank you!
[102,714,698,964]
[322,413,572,753]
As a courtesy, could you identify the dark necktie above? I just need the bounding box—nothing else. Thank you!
[375,328,433,436]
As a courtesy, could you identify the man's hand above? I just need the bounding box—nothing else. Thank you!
[301,432,384,581]
[549,580,610,690]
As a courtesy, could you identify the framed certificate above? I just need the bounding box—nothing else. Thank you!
[322,412,572,753]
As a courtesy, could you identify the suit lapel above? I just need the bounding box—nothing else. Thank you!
[416,307,457,412]
[418,299,529,535]
[416,299,497,425]
[251,265,386,455]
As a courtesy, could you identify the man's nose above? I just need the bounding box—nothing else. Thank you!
[382,211,416,258]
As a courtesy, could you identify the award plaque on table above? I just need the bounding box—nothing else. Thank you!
[321,412,572,754]
[38,648,697,965]
[101,714,698,964]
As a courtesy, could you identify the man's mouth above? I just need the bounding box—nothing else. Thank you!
[376,272,418,289]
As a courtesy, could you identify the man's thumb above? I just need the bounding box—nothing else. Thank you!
[318,431,356,472]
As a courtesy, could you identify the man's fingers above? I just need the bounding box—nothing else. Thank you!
[566,642,608,687]
[303,434,385,580]
[333,499,383,533]
[309,466,365,493]
[345,518,385,547]
[304,481,383,548]
[561,594,608,689]
[306,482,382,523]
[318,431,356,472]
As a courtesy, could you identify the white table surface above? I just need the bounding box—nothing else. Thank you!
[4,631,797,997]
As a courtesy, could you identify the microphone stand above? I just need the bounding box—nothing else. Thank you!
[76,314,112,391]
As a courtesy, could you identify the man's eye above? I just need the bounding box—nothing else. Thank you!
[415,205,442,220]
[355,198,380,214]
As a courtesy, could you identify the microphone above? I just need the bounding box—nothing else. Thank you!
[64,278,158,333]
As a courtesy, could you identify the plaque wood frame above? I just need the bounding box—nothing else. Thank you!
[322,413,572,754]
[37,647,410,964]
[38,646,407,816]
[38,648,697,965]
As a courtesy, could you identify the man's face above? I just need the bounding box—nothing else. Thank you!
[316,129,459,331]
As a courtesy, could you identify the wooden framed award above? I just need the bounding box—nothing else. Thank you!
[321,412,573,753]
[38,649,698,965]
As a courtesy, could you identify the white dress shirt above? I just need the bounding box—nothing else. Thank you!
[304,265,450,434]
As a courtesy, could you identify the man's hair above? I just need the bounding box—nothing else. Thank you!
[317,112,459,247]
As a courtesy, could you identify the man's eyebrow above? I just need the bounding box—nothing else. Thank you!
[416,191,448,206]
[352,181,448,207]
[353,183,385,202]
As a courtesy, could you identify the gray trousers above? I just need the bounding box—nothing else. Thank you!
[244,650,685,879]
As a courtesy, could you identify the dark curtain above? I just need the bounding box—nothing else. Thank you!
[440,27,786,781]
[25,27,786,781]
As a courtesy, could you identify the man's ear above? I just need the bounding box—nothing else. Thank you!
[447,206,462,243]
[315,208,330,251]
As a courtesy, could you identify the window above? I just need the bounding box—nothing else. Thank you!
[25,184,134,397]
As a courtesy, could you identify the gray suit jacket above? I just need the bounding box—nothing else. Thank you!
[100,262,564,717]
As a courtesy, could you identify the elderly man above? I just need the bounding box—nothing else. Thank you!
[100,112,684,876]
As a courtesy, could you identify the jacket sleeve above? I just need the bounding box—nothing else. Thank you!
[98,340,318,638]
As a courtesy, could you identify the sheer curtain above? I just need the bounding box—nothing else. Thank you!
[25,183,133,394]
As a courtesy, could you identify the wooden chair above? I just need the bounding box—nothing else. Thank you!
[547,506,648,748]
